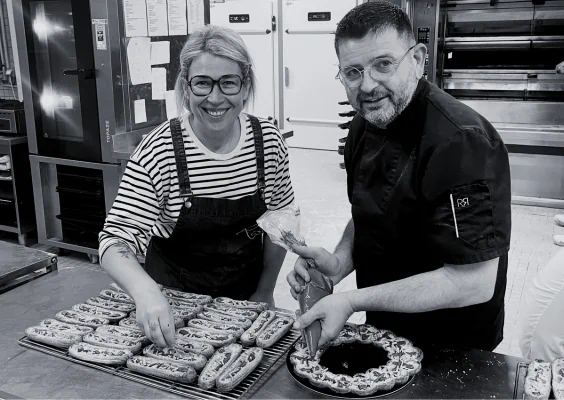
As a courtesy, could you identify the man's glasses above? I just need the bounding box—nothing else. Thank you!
[188,74,244,96]
[336,45,417,88]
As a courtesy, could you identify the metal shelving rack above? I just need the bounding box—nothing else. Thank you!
[0,135,35,245]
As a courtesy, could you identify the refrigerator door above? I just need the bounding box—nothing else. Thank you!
[283,0,355,150]
[210,0,276,122]
[25,0,101,162]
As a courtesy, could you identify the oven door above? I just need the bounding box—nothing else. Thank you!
[24,0,101,162]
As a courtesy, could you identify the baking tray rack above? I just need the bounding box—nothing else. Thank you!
[18,310,301,400]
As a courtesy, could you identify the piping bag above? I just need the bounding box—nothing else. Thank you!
[296,266,333,356]
[256,205,334,356]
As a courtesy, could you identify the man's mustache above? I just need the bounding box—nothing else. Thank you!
[357,89,391,103]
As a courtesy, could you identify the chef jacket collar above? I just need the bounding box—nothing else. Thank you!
[365,78,430,145]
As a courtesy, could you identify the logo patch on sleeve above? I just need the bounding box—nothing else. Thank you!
[456,197,469,208]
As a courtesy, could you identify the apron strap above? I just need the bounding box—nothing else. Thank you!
[169,118,193,199]
[247,115,266,201]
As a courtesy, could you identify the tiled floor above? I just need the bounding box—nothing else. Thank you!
[2,147,563,359]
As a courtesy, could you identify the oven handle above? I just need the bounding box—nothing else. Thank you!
[63,69,95,79]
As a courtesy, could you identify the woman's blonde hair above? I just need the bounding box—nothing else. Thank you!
[174,25,257,115]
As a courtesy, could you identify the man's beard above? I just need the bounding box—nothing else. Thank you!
[351,68,418,129]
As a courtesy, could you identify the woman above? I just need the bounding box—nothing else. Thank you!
[519,246,564,361]
[99,25,294,347]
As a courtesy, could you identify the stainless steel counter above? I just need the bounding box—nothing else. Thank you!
[0,264,184,399]
[0,260,527,399]
[0,389,23,399]
[0,242,57,294]
[247,343,527,399]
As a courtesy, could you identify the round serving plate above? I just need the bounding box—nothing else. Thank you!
[285,341,416,399]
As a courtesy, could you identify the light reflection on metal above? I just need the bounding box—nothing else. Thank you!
[40,90,74,115]
[33,19,64,37]
[39,89,56,114]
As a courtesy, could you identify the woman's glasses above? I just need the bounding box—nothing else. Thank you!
[188,74,244,96]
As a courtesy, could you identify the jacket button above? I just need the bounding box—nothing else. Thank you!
[185,201,192,209]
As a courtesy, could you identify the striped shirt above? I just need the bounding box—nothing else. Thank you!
[99,114,294,258]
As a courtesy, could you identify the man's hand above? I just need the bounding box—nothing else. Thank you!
[286,245,341,299]
[133,284,176,348]
[293,292,355,349]
[557,61,564,74]
[249,290,275,308]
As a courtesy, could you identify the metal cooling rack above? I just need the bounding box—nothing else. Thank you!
[19,310,300,400]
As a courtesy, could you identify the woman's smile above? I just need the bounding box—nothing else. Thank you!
[203,107,230,119]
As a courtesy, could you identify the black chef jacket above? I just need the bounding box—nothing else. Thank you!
[344,78,511,351]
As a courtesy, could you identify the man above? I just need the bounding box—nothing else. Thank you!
[519,247,564,361]
[287,1,511,351]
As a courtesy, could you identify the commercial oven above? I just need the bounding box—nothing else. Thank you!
[435,0,564,206]
[15,0,210,164]
[374,0,441,83]
[11,0,210,259]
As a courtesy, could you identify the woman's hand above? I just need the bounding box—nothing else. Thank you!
[249,290,275,308]
[133,284,176,348]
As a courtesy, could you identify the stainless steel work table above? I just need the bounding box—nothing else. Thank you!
[0,241,57,294]
[0,261,528,399]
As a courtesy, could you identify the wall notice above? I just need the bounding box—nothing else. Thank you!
[187,0,206,34]
[147,0,169,37]
[134,99,148,124]
[127,37,152,85]
[123,0,148,37]
[150,41,170,65]
[165,90,178,119]
[151,68,167,100]
[146,0,168,36]
[168,0,188,35]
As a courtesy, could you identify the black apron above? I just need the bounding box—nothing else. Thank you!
[144,115,267,300]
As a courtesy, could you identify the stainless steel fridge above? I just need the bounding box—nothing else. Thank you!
[282,0,357,150]
[210,0,278,124]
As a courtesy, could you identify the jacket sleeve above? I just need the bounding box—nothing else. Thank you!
[421,127,511,265]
